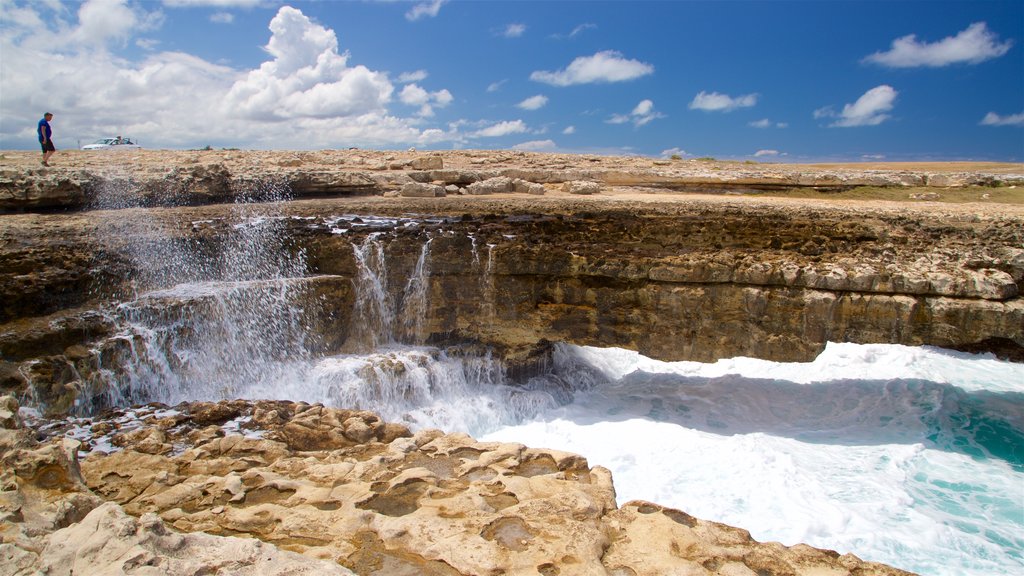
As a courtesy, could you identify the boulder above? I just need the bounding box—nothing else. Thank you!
[410,156,444,170]
[563,180,602,195]
[467,176,515,195]
[513,179,546,195]
[399,182,446,198]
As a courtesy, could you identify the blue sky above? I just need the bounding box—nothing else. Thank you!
[1,0,1022,161]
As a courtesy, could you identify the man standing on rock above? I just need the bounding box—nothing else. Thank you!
[37,112,55,166]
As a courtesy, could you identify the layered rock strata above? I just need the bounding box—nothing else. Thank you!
[2,149,1021,211]
[1,152,1022,413]
[0,396,914,576]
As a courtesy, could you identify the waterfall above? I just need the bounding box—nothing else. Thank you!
[399,238,433,343]
[75,180,316,412]
[350,233,397,350]
[347,232,434,350]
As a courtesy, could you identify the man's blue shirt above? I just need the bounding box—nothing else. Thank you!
[38,118,51,142]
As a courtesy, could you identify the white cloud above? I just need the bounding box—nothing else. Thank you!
[562,125,576,135]
[817,85,898,127]
[754,149,782,157]
[398,69,428,83]
[570,23,596,38]
[632,100,654,116]
[531,50,654,86]
[980,111,1024,127]
[66,0,162,48]
[210,12,234,24]
[487,79,507,92]
[689,91,758,112]
[864,22,1012,68]
[406,0,446,22]
[660,147,689,159]
[502,23,526,38]
[749,118,787,128]
[550,23,596,40]
[399,83,452,117]
[513,139,557,151]
[223,7,394,121]
[517,95,548,110]
[0,4,458,150]
[473,120,528,138]
[608,99,663,127]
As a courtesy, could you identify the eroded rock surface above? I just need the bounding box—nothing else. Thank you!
[0,396,914,575]
[1,151,1022,414]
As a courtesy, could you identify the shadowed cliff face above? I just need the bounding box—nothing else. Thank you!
[1,189,1021,415]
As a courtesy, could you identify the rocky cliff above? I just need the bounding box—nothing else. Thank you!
[1,151,1022,415]
[2,149,1022,575]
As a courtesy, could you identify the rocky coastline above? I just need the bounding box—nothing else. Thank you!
[1,395,915,575]
[2,149,1023,574]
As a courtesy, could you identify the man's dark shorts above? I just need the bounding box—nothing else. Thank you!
[40,140,55,153]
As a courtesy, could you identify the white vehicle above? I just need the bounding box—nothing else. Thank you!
[81,137,140,150]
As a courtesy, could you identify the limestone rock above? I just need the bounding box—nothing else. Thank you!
[467,176,515,195]
[410,155,444,170]
[563,180,602,195]
[0,399,908,576]
[513,178,547,195]
[40,501,355,576]
[400,182,446,197]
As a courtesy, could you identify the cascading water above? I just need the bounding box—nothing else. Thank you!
[55,179,1023,576]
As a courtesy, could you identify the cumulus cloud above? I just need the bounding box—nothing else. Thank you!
[517,95,548,110]
[608,99,663,127]
[513,139,557,151]
[531,50,654,86]
[864,22,1012,68]
[473,120,528,138]
[67,0,163,48]
[817,85,898,127]
[223,7,394,121]
[0,2,456,149]
[406,0,446,21]
[689,91,758,112]
[399,83,453,117]
[502,23,526,38]
[980,111,1024,127]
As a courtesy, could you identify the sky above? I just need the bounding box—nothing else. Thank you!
[1,0,1022,161]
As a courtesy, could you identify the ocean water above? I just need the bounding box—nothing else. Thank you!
[482,342,1024,576]
[98,314,1023,575]
[68,211,1021,575]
